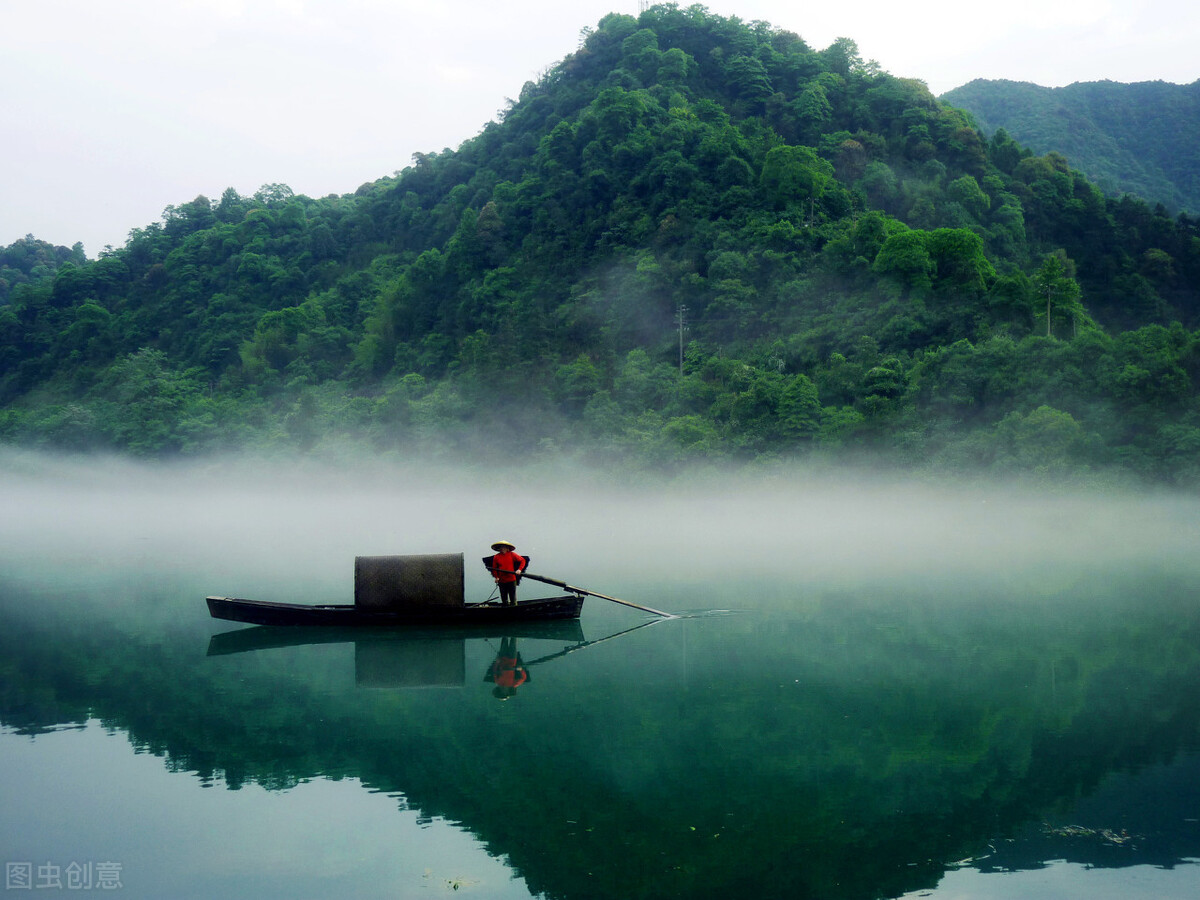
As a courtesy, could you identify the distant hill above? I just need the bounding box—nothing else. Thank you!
[941,78,1200,214]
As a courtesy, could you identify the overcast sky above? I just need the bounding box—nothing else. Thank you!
[4,0,1197,257]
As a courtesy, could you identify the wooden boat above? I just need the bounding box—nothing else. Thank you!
[207,553,585,628]
[206,593,585,627]
[206,550,669,630]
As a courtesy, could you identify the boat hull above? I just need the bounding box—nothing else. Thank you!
[206,594,585,627]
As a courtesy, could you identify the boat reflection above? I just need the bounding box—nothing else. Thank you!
[483,619,667,699]
[205,619,662,692]
[484,636,528,699]
[207,620,585,689]
[206,618,587,656]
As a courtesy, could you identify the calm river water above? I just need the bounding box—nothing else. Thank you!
[2,454,1199,899]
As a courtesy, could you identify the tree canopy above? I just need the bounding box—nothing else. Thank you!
[3,5,1200,484]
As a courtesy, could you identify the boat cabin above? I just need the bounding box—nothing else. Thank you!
[354,553,465,609]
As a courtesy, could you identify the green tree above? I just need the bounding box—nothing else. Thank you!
[1033,253,1083,337]
[793,82,832,141]
[993,405,1087,476]
[93,349,204,454]
[778,373,821,440]
[873,230,934,294]
[760,145,834,210]
[724,55,774,109]
[946,175,990,219]
[554,354,602,415]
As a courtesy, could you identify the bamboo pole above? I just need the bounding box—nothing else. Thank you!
[519,572,674,618]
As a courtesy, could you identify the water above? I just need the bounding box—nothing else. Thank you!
[2,454,1200,898]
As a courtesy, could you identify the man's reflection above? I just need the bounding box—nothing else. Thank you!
[485,636,529,700]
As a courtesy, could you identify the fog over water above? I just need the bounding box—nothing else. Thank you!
[5,450,1200,900]
[3,449,1196,609]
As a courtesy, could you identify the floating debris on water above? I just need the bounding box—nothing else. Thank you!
[1043,823,1138,845]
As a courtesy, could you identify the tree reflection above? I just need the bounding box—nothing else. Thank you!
[3,576,1200,899]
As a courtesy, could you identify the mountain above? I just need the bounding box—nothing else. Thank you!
[940,78,1200,215]
[2,6,1200,483]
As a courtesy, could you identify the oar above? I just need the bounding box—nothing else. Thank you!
[518,571,674,618]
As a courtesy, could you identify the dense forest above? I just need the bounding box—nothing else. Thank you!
[942,78,1200,216]
[3,5,1200,484]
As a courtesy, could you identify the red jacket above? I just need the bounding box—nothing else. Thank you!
[493,655,528,688]
[490,550,526,583]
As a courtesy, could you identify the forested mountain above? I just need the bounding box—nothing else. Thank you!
[941,78,1200,215]
[3,6,1200,484]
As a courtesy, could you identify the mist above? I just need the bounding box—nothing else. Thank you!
[3,449,1197,613]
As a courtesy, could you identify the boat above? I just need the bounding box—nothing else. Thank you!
[206,551,670,630]
[207,552,587,628]
[206,593,585,627]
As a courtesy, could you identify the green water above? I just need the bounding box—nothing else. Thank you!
[2,458,1199,898]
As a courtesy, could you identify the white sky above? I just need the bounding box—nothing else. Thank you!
[3,0,1197,257]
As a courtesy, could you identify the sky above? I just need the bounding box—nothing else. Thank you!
[3,0,1197,257]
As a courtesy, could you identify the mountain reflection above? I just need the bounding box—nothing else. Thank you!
[4,573,1200,899]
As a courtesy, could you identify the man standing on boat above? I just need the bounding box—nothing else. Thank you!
[487,540,527,606]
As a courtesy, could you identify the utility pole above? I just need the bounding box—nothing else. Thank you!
[676,304,688,377]
[1044,283,1054,338]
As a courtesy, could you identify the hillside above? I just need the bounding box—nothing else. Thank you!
[941,78,1200,214]
[2,5,1200,483]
